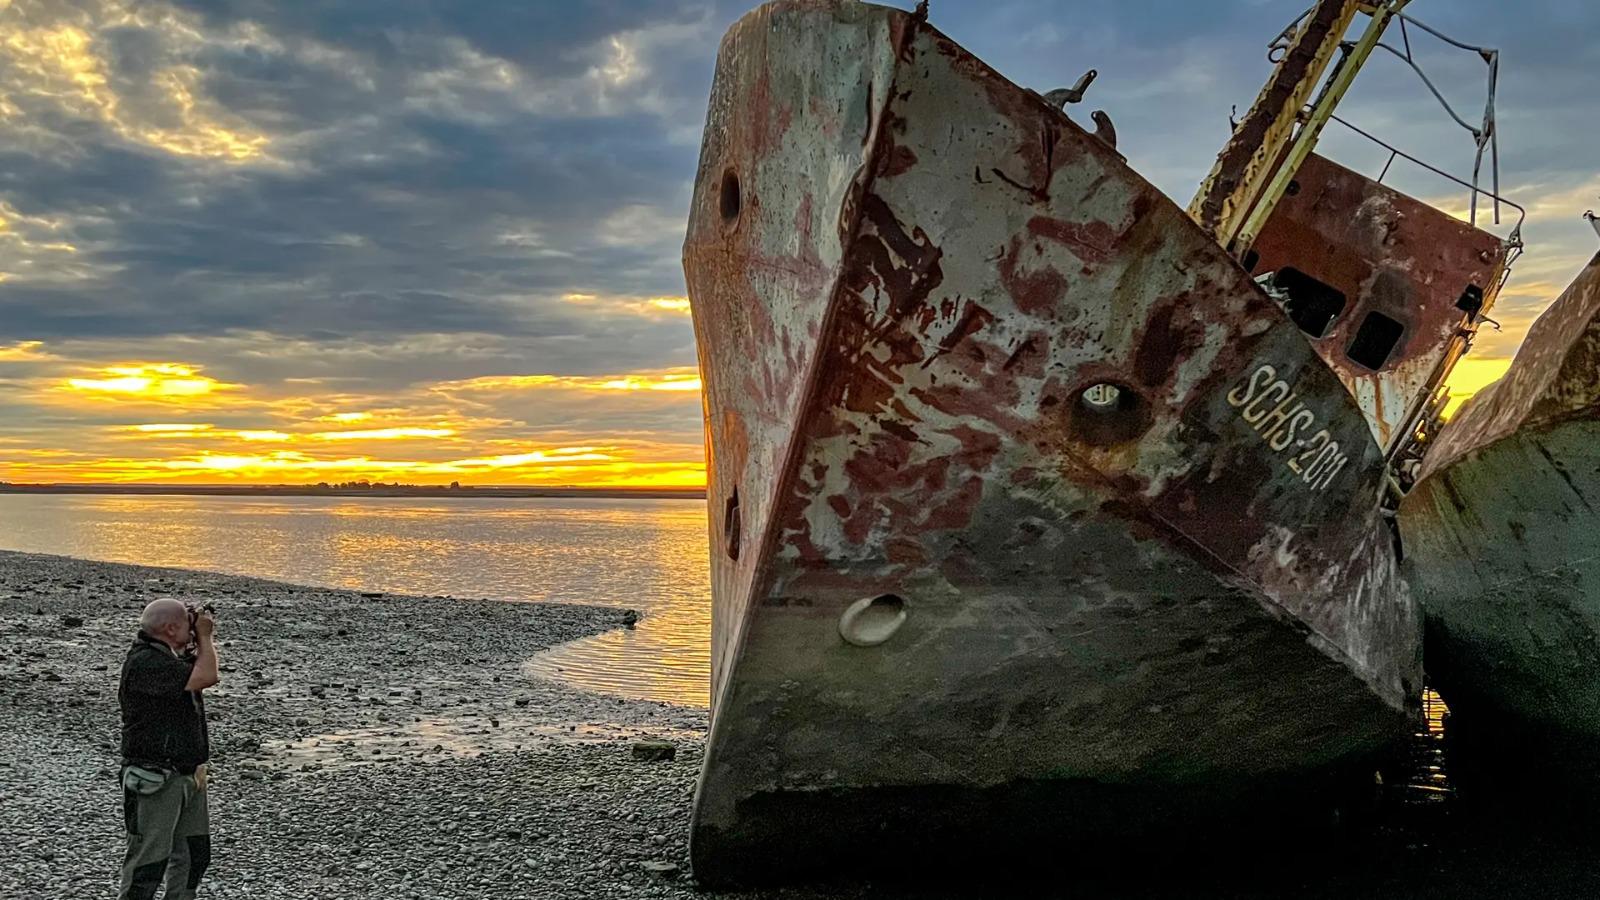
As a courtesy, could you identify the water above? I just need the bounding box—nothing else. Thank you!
[0,493,712,706]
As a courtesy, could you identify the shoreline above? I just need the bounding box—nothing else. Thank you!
[0,550,719,900]
[0,485,706,501]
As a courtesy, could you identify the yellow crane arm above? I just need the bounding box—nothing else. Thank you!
[1188,1,1411,259]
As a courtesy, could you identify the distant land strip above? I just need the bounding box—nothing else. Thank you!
[0,483,706,501]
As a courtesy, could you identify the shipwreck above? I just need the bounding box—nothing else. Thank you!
[682,0,1519,882]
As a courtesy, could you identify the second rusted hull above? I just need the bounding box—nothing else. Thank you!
[1401,253,1600,764]
[685,1,1418,883]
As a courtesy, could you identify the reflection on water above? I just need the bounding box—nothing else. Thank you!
[1402,688,1454,804]
[266,717,704,772]
[0,494,711,706]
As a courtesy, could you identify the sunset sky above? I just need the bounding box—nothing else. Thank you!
[2,0,1597,486]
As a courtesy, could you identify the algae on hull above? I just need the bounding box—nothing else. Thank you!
[1401,254,1600,757]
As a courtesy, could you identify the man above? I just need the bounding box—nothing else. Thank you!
[119,598,220,900]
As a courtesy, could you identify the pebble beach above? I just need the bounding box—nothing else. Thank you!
[1,550,726,900]
[6,549,1600,900]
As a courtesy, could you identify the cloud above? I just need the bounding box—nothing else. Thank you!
[121,423,214,433]
[60,361,238,401]
[0,339,703,485]
[1,3,272,162]
[0,340,57,361]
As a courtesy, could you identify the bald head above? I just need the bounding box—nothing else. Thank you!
[140,598,191,649]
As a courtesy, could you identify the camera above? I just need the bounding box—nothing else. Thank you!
[186,601,216,630]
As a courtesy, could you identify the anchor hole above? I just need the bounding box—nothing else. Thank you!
[1071,381,1151,446]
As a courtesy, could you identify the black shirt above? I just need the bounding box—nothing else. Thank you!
[119,631,209,772]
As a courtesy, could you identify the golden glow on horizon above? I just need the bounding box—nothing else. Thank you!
[24,444,709,486]
[5,448,706,487]
[9,356,706,486]
[1441,357,1514,418]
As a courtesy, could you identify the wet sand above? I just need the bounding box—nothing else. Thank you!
[2,549,1598,899]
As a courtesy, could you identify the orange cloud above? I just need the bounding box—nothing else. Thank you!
[435,367,701,394]
[0,340,56,361]
[61,362,237,401]
[559,292,692,317]
[121,423,216,434]
[312,426,456,441]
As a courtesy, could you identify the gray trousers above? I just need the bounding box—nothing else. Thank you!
[120,771,211,900]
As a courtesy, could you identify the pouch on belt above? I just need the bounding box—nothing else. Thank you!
[121,765,170,795]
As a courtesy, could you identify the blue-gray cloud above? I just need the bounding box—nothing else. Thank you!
[1,0,1597,474]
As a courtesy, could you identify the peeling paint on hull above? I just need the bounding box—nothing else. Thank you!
[1401,253,1600,759]
[684,2,1419,883]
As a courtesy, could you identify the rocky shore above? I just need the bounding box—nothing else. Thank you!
[0,550,728,900]
[6,550,1600,900]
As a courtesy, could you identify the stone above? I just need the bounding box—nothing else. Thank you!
[631,740,675,762]
[640,861,679,878]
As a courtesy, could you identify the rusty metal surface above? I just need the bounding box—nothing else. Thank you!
[1418,252,1600,478]
[1189,0,1358,244]
[684,1,1418,882]
[682,0,901,712]
[1248,153,1507,453]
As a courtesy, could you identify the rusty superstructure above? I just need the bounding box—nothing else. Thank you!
[683,0,1513,883]
[1248,153,1510,457]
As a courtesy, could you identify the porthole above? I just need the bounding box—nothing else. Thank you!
[723,488,741,561]
[719,169,742,228]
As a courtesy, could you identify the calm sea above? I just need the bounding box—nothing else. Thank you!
[0,494,711,706]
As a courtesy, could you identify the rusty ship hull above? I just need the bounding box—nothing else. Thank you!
[684,1,1420,882]
[1400,253,1600,765]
